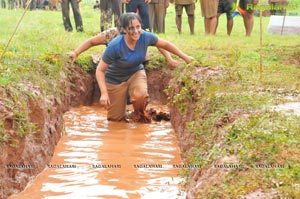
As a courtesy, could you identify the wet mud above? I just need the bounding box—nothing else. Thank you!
[9,103,186,199]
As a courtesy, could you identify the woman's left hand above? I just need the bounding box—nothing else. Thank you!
[167,58,181,69]
[184,55,194,63]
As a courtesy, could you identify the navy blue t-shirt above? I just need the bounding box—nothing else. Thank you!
[102,30,158,84]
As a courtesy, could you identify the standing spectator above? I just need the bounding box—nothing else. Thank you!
[1,0,6,8]
[44,0,50,9]
[173,0,195,34]
[8,0,15,9]
[100,0,122,32]
[149,0,169,33]
[59,0,83,32]
[236,0,257,36]
[124,0,151,31]
[50,0,58,10]
[112,0,122,26]
[100,0,113,31]
[30,0,37,10]
[17,0,26,8]
[200,0,218,35]
[216,0,236,36]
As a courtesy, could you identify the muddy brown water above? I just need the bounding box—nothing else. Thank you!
[9,103,186,199]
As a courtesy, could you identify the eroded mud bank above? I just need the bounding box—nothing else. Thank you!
[0,66,176,199]
[0,64,94,199]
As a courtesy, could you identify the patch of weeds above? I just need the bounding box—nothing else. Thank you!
[203,111,300,198]
[0,123,8,142]
[224,111,300,165]
[76,54,96,73]
[1,58,43,144]
[4,87,37,137]
[165,61,200,114]
[167,61,300,197]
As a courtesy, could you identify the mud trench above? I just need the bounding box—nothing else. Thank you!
[8,70,187,198]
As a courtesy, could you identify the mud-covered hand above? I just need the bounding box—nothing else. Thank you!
[167,58,181,69]
[66,51,77,63]
[99,93,110,109]
[184,55,194,63]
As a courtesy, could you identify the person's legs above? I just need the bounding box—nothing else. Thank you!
[210,16,217,35]
[1,0,6,8]
[149,3,156,32]
[226,13,233,35]
[128,70,150,122]
[101,7,113,31]
[106,82,128,121]
[225,0,235,36]
[70,0,83,32]
[204,16,217,35]
[243,11,254,36]
[137,1,151,30]
[112,0,122,26]
[200,0,218,35]
[239,0,256,36]
[175,4,183,34]
[216,13,221,34]
[156,2,165,33]
[185,3,195,34]
[61,0,73,31]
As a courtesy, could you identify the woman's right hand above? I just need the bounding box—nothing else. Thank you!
[99,93,111,109]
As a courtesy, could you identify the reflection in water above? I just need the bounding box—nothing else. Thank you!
[9,103,186,199]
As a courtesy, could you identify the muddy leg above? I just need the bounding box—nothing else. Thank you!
[130,87,151,123]
[127,70,151,123]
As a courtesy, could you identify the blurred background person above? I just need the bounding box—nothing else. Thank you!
[173,0,195,34]
[59,0,84,32]
[216,0,236,36]
[237,0,258,36]
[100,0,122,31]
[124,0,151,31]
[1,0,6,8]
[200,0,218,35]
[149,0,169,33]
[100,0,113,31]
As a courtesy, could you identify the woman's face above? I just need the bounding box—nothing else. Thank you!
[125,19,142,41]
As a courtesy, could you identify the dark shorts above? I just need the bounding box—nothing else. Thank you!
[218,0,236,15]
[239,0,258,13]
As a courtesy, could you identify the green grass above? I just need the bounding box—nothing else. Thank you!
[1,3,300,198]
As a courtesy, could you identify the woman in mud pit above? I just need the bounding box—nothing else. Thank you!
[96,12,193,122]
[68,26,180,69]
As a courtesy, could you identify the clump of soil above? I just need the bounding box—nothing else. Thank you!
[127,108,170,123]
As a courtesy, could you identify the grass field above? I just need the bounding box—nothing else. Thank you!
[1,2,300,198]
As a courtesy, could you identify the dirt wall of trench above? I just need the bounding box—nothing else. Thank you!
[0,63,95,199]
[0,65,191,199]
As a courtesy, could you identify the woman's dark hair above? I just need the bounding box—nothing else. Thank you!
[119,13,143,31]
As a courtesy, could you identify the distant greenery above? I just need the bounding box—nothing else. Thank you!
[1,3,300,198]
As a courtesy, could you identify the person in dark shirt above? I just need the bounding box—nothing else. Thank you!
[95,13,193,122]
